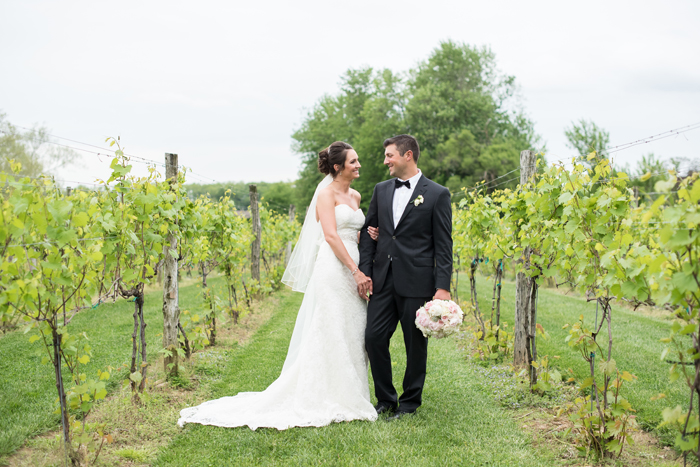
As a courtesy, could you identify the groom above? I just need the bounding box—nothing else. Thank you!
[359,134,453,420]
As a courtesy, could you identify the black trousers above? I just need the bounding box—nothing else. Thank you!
[365,265,430,412]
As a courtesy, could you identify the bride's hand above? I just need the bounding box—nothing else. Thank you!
[368,226,379,241]
[354,270,373,301]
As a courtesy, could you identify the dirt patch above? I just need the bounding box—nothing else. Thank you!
[517,408,681,466]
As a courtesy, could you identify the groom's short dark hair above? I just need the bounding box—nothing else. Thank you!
[384,135,420,163]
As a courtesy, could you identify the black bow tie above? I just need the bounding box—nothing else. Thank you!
[395,179,410,190]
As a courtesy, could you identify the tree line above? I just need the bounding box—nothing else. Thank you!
[292,41,537,212]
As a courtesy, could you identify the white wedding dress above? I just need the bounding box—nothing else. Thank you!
[178,204,377,430]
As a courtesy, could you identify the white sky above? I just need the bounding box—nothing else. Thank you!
[1,0,699,186]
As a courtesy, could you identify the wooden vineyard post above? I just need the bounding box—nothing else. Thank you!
[514,150,537,372]
[250,185,261,294]
[285,204,295,265]
[162,152,180,376]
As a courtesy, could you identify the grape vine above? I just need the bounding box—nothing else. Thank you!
[0,147,299,464]
[453,154,696,458]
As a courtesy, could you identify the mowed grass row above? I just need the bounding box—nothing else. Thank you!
[0,271,689,465]
[154,288,555,467]
[0,275,224,461]
[468,274,687,441]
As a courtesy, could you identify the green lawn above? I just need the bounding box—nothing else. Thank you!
[0,275,221,462]
[154,288,555,466]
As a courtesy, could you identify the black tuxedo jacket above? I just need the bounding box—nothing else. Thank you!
[359,175,453,298]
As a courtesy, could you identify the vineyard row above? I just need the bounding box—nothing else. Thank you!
[452,150,700,459]
[0,146,299,464]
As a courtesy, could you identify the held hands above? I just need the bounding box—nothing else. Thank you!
[357,227,378,300]
[354,269,373,301]
[434,288,451,301]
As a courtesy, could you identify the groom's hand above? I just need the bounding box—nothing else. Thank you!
[434,289,451,301]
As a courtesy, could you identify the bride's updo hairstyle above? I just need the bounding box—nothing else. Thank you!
[318,141,353,177]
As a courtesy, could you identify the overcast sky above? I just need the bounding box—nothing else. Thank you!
[2,0,699,186]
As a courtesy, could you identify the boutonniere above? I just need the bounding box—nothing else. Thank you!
[413,195,424,206]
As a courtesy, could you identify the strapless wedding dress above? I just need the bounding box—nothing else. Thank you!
[178,204,377,430]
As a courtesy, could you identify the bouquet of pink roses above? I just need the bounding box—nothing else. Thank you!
[415,299,464,338]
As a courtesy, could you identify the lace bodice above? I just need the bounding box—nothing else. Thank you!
[327,204,364,243]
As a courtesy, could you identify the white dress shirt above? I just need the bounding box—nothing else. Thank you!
[392,170,422,229]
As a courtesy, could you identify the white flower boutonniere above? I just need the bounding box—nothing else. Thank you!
[413,195,424,207]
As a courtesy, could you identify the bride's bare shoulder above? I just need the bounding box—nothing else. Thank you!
[317,185,336,203]
[316,187,337,221]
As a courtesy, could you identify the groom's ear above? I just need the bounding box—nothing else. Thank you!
[404,150,414,162]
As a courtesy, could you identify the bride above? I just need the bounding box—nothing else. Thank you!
[178,141,378,430]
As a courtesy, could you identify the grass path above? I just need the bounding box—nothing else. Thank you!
[0,273,686,465]
[154,289,555,467]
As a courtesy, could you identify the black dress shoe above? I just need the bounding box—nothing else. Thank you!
[374,403,396,415]
[386,409,415,421]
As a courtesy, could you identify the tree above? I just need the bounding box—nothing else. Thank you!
[292,68,405,212]
[292,41,538,208]
[407,42,536,193]
[260,182,295,214]
[406,42,532,153]
[185,181,296,214]
[0,112,77,178]
[564,119,610,165]
[423,131,523,193]
[186,182,249,207]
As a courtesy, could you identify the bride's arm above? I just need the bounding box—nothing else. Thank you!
[317,189,372,298]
